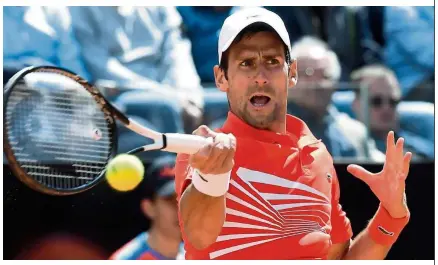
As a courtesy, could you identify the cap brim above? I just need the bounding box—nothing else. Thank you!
[156,180,176,197]
[219,19,291,63]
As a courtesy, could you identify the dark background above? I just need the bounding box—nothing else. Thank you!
[3,162,434,260]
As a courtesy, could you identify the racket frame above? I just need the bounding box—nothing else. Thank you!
[3,65,212,195]
[3,66,119,195]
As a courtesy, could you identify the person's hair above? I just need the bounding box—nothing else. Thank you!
[290,36,341,82]
[219,22,292,79]
[350,64,400,97]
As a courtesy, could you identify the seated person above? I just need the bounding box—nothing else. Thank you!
[264,6,378,82]
[55,7,204,133]
[3,6,89,84]
[351,65,434,161]
[177,6,242,83]
[384,7,434,102]
[288,37,384,161]
[177,7,244,127]
[110,155,184,260]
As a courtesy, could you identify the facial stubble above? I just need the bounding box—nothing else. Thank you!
[228,85,282,130]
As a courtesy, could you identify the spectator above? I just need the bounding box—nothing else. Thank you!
[265,6,377,82]
[288,37,384,161]
[3,6,89,84]
[60,7,204,132]
[177,6,245,127]
[351,65,433,160]
[110,155,184,260]
[177,6,242,83]
[383,7,434,102]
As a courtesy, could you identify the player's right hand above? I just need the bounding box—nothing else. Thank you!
[189,125,236,175]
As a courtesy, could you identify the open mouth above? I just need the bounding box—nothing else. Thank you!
[249,94,271,108]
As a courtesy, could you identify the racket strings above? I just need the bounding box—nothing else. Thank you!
[5,72,114,191]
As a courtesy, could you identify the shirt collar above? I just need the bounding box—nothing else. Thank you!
[220,111,319,149]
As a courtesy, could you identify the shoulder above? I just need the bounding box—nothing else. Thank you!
[333,112,368,140]
[153,6,182,28]
[110,233,149,260]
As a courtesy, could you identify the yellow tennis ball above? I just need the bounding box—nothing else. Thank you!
[105,154,144,192]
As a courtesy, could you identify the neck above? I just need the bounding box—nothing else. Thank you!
[147,227,180,259]
[269,119,287,134]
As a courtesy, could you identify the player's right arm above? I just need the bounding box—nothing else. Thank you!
[177,125,236,250]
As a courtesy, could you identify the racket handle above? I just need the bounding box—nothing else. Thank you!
[163,133,213,154]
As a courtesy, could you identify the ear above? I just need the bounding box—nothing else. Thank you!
[214,65,229,93]
[288,59,298,88]
[140,198,155,219]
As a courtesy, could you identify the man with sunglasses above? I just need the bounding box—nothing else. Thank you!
[287,36,384,161]
[352,65,433,160]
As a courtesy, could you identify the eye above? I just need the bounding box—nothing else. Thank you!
[240,60,254,67]
[267,58,280,65]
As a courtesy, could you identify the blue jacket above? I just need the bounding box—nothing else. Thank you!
[177,7,242,83]
[384,7,434,96]
[110,232,185,260]
[3,7,89,79]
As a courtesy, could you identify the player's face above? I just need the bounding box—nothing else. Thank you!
[152,194,181,240]
[366,76,400,133]
[215,31,296,131]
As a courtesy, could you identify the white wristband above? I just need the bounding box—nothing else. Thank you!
[192,169,231,197]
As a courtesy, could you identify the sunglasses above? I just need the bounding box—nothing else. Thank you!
[370,96,400,108]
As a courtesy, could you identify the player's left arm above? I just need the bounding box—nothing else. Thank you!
[329,131,412,260]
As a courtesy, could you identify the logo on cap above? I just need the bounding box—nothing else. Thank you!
[246,14,260,19]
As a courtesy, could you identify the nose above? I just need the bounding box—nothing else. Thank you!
[253,68,269,86]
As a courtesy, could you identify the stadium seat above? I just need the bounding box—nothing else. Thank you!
[331,91,357,118]
[114,91,184,134]
[202,86,229,127]
[397,101,434,142]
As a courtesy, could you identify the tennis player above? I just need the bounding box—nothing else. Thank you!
[175,7,411,260]
[111,156,184,260]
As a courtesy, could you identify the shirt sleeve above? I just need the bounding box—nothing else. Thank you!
[41,7,91,80]
[330,169,353,244]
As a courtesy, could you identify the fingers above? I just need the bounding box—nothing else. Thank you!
[219,134,236,171]
[385,131,396,159]
[189,132,236,175]
[347,164,374,184]
[192,125,217,138]
[395,137,405,162]
[402,152,412,179]
[201,138,229,173]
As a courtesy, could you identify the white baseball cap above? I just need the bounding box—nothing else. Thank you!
[218,7,292,64]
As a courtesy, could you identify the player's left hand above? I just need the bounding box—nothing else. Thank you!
[347,131,412,218]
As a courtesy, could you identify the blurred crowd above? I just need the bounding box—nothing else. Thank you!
[3,6,434,163]
[3,6,435,260]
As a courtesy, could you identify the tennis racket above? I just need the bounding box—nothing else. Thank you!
[3,66,212,196]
